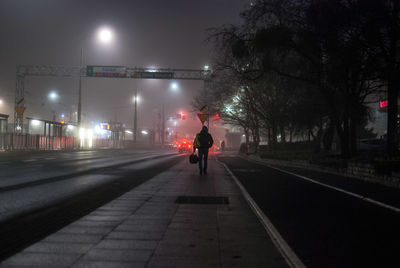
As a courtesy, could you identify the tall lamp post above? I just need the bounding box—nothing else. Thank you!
[133,89,138,143]
[161,82,179,146]
[78,27,114,127]
[77,48,83,127]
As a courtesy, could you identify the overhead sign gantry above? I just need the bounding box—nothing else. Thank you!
[14,64,211,133]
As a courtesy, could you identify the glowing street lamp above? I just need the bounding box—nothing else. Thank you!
[78,26,115,128]
[98,27,113,43]
[170,82,179,91]
[132,95,141,103]
[48,91,58,101]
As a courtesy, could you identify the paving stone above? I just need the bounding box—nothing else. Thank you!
[82,248,152,262]
[147,256,220,268]
[122,218,170,226]
[107,231,164,240]
[81,215,127,222]
[115,224,166,232]
[23,241,93,254]
[44,233,103,244]
[96,239,158,250]
[89,210,132,216]
[58,226,113,235]
[167,222,217,230]
[71,260,146,268]
[70,220,118,228]
[127,214,173,220]
[153,242,219,257]
[0,252,80,267]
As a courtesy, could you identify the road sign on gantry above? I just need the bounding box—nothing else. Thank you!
[139,72,173,79]
[197,113,209,125]
[86,66,127,78]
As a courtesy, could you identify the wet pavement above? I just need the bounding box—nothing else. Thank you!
[0,157,288,268]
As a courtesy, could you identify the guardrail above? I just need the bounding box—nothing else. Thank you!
[0,134,123,151]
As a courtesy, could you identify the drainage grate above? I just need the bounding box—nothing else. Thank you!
[175,196,229,205]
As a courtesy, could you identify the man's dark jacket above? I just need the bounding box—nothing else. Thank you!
[194,129,213,149]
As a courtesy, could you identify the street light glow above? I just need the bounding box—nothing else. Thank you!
[170,82,178,91]
[0,99,3,105]
[31,119,40,126]
[98,27,113,43]
[48,91,58,101]
[132,96,140,103]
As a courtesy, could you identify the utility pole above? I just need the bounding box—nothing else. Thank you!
[161,103,165,146]
[77,48,83,127]
[134,88,138,143]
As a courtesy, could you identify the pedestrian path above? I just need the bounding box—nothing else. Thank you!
[0,158,288,267]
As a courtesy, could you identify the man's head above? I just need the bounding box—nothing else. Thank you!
[201,125,208,133]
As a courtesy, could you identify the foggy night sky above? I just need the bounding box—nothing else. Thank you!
[0,0,247,136]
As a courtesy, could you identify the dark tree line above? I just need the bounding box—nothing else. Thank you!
[195,0,400,157]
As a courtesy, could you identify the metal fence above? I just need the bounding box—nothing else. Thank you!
[0,134,123,151]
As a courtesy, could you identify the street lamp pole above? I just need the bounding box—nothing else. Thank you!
[134,88,138,143]
[77,48,83,127]
[161,103,165,146]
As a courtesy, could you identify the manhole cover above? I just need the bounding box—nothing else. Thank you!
[175,196,229,205]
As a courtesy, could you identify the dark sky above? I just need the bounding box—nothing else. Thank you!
[0,0,247,136]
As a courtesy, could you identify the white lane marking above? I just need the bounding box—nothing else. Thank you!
[216,158,306,268]
[23,159,37,162]
[242,156,400,213]
[269,164,400,213]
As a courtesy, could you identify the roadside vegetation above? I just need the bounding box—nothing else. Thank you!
[193,0,400,163]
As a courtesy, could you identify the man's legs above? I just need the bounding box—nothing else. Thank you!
[198,148,204,175]
[203,149,209,174]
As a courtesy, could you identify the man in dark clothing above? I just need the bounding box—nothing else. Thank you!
[221,140,225,152]
[193,125,213,175]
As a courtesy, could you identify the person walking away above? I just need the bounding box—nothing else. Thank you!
[193,126,213,175]
[221,140,225,152]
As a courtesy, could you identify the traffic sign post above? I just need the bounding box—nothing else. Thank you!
[197,113,209,125]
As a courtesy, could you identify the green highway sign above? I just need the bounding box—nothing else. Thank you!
[86,66,174,79]
[86,66,127,78]
[133,72,174,79]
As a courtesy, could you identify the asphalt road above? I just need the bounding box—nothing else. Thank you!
[0,149,178,221]
[0,149,184,260]
[218,155,400,268]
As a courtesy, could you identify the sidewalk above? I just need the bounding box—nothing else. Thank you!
[0,158,288,268]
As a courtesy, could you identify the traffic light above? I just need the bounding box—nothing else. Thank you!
[181,113,186,120]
